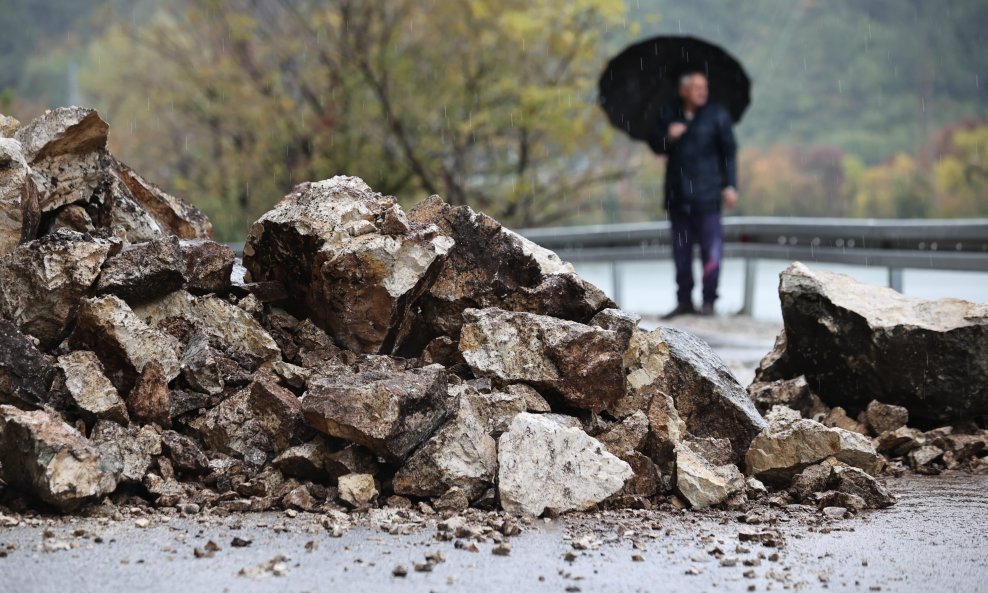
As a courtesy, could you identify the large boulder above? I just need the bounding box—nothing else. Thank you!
[458,307,625,411]
[612,327,765,464]
[757,262,988,424]
[0,138,41,256]
[497,413,632,515]
[0,230,120,346]
[399,196,613,354]
[242,176,453,354]
[0,405,118,509]
[301,367,450,461]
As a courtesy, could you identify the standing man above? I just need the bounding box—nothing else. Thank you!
[649,71,738,317]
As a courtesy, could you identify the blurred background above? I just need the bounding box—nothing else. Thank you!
[3,0,986,242]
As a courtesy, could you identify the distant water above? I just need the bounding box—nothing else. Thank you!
[573,259,988,321]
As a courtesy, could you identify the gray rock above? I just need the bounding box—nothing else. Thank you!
[865,400,909,435]
[0,230,119,346]
[674,441,745,508]
[0,405,117,509]
[0,319,60,408]
[756,262,988,424]
[179,333,225,395]
[0,114,20,138]
[95,236,186,303]
[831,465,895,508]
[56,350,129,424]
[161,430,209,474]
[747,376,827,418]
[496,413,632,515]
[90,420,162,484]
[0,138,41,257]
[459,307,625,412]
[243,176,453,354]
[302,367,449,461]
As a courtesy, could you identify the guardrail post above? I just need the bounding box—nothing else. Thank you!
[888,267,904,293]
[740,257,756,317]
[610,261,622,306]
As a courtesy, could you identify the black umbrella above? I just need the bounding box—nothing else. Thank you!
[598,35,751,142]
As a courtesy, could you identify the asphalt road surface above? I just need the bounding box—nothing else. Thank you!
[2,473,986,593]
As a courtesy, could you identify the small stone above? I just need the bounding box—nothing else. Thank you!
[338,473,377,507]
[492,543,511,556]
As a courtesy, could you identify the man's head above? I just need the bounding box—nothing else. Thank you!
[678,71,708,110]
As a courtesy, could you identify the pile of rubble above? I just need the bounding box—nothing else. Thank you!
[0,108,983,521]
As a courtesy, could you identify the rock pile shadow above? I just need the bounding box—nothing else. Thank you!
[0,108,984,519]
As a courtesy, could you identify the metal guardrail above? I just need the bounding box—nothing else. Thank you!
[517,217,988,314]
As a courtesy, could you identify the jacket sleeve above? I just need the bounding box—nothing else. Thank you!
[716,107,738,188]
[647,109,673,155]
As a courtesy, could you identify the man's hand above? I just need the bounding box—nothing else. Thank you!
[722,186,739,209]
[667,122,687,141]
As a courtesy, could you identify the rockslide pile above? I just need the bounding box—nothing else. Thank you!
[0,108,962,520]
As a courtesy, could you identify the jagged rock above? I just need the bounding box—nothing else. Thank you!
[161,430,209,474]
[459,307,625,411]
[392,400,497,500]
[324,445,379,479]
[745,413,883,483]
[0,138,41,256]
[282,485,316,511]
[400,196,613,355]
[674,441,745,508]
[589,308,640,345]
[790,459,839,501]
[831,465,895,508]
[0,405,117,509]
[127,361,172,427]
[0,230,119,346]
[822,407,867,435]
[108,158,213,239]
[683,436,735,466]
[180,239,235,294]
[866,401,909,435]
[496,413,632,515]
[57,350,129,424]
[95,236,185,302]
[746,376,827,419]
[90,420,161,484]
[0,319,60,408]
[619,451,661,498]
[243,176,454,354]
[179,333,224,395]
[273,439,334,482]
[598,411,650,456]
[459,383,551,437]
[271,361,310,389]
[875,426,924,456]
[133,290,280,364]
[908,445,944,468]
[302,367,449,461]
[338,473,378,507]
[644,391,687,467]
[0,114,20,137]
[756,262,988,424]
[70,295,181,391]
[614,327,765,464]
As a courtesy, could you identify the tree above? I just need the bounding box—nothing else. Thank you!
[80,0,627,239]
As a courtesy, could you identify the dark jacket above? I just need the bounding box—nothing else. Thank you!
[648,100,737,214]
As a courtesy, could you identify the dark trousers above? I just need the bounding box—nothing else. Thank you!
[670,211,723,305]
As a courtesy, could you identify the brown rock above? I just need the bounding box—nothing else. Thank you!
[90,420,161,484]
[127,361,172,427]
[747,376,827,419]
[0,405,117,509]
[161,430,209,474]
[458,307,625,412]
[338,473,378,507]
[95,236,186,303]
[0,138,41,256]
[0,114,20,137]
[865,400,909,435]
[108,158,213,239]
[243,176,453,354]
[57,350,129,424]
[180,239,235,294]
[302,367,450,461]
[822,406,868,435]
[597,411,650,457]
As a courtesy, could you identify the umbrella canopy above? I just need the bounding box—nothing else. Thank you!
[598,35,751,142]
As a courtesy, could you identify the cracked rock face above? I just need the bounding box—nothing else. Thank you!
[458,307,626,412]
[0,405,117,509]
[757,262,988,424]
[302,367,450,461]
[57,350,129,425]
[745,412,883,484]
[243,176,453,354]
[95,236,186,303]
[0,138,41,257]
[674,441,745,508]
[0,229,120,347]
[497,413,632,516]
[90,420,161,484]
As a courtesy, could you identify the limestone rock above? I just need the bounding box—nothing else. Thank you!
[865,400,909,435]
[338,473,378,507]
[0,405,117,509]
[831,465,895,508]
[745,414,883,483]
[272,439,334,482]
[90,420,162,484]
[70,295,181,391]
[0,230,119,346]
[95,236,186,303]
[302,367,449,461]
[0,319,60,408]
[746,376,826,419]
[589,308,640,345]
[243,176,453,354]
[180,239,235,294]
[597,410,650,457]
[756,262,988,424]
[57,350,129,424]
[0,138,41,256]
[392,400,497,500]
[674,442,745,508]
[179,333,225,395]
[496,413,633,515]
[615,327,765,463]
[108,158,213,239]
[822,407,868,435]
[401,196,612,354]
[459,307,625,411]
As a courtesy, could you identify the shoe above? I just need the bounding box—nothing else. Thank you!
[663,302,697,319]
[700,302,715,316]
